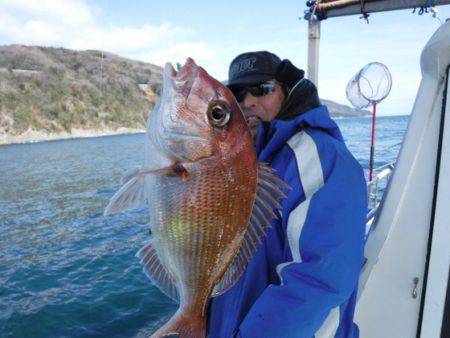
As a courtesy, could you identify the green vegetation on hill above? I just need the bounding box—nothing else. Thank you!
[0,45,162,135]
[0,45,369,138]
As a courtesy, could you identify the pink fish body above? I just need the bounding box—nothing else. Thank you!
[105,58,287,337]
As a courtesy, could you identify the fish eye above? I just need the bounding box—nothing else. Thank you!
[208,102,231,127]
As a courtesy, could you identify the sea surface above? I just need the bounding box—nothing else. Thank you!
[0,115,409,337]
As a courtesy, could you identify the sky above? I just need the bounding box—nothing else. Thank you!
[1,0,450,116]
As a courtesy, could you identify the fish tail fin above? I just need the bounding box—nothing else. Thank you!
[151,311,206,338]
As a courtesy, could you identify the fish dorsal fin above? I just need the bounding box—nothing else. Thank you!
[211,163,289,297]
[136,240,179,302]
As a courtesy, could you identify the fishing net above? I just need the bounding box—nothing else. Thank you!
[346,62,392,182]
[346,62,392,109]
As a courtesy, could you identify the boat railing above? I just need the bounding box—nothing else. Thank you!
[366,162,395,230]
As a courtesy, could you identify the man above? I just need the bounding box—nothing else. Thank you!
[207,51,367,338]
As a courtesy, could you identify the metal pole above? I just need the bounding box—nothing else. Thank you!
[307,18,321,87]
[322,0,450,18]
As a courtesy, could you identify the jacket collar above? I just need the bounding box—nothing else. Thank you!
[255,105,344,162]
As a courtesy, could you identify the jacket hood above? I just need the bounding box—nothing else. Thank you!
[255,105,344,161]
[276,78,322,121]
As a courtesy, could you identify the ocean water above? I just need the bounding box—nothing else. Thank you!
[0,115,409,337]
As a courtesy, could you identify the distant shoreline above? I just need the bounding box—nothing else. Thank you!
[0,127,146,146]
[0,115,408,146]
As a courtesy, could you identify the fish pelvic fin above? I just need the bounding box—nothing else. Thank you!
[211,162,290,296]
[151,310,206,338]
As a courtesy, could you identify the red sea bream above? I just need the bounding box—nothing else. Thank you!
[105,58,287,338]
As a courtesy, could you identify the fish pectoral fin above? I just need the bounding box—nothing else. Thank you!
[123,163,189,181]
[105,164,191,216]
[121,166,142,184]
[104,171,147,216]
[212,163,289,297]
[136,240,179,302]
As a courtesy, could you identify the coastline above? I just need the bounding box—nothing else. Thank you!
[0,114,403,146]
[0,127,146,146]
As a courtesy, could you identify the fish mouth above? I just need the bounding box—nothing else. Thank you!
[164,58,199,89]
[153,59,213,163]
[165,62,177,77]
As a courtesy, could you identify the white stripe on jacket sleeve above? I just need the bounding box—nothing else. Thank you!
[275,130,340,338]
[277,130,324,276]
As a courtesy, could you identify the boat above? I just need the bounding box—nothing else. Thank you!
[304,1,450,337]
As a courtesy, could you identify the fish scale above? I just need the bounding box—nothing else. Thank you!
[154,170,232,297]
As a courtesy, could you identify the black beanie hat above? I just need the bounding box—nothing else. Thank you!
[227,51,281,90]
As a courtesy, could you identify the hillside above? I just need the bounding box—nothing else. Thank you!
[0,45,369,144]
[0,45,162,139]
[322,99,370,118]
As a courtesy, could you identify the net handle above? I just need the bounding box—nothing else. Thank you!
[369,103,377,181]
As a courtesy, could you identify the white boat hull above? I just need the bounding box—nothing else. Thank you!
[355,20,450,338]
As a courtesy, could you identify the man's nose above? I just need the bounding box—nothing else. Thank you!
[240,92,258,109]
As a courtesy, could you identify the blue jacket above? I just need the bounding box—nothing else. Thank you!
[207,106,367,338]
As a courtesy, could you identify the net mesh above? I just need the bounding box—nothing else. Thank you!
[346,62,392,109]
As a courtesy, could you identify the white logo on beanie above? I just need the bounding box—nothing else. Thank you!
[230,57,257,79]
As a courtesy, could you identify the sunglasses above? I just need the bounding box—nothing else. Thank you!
[232,82,276,102]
